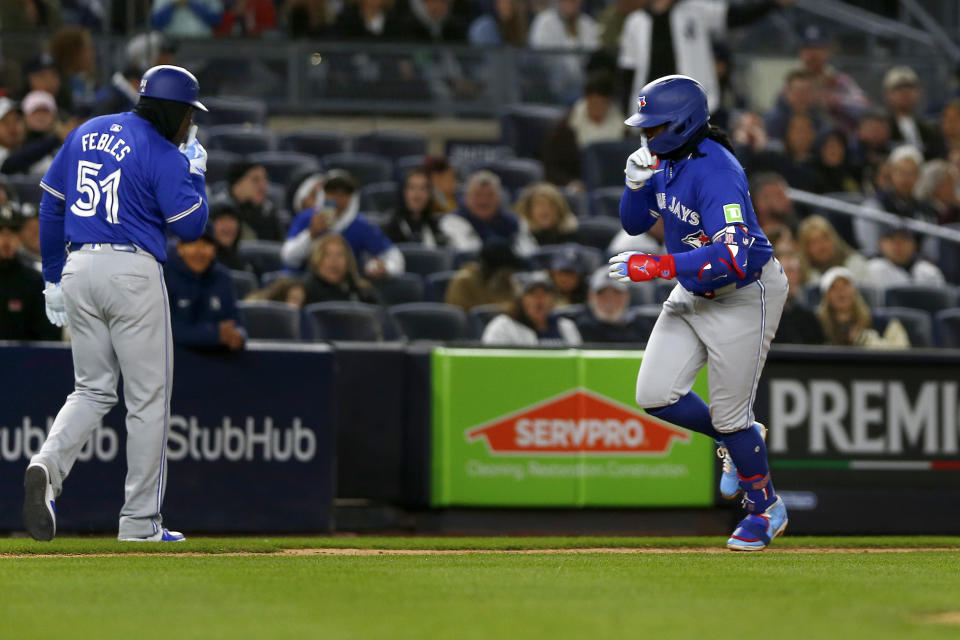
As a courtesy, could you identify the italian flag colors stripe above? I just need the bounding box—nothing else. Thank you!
[772,460,960,471]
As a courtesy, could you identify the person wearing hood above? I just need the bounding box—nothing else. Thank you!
[210,161,285,241]
[164,226,246,351]
[208,202,255,272]
[810,128,862,195]
[383,167,450,248]
[90,65,142,117]
[281,170,404,278]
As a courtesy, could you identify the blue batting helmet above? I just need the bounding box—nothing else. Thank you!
[138,65,207,112]
[625,75,708,154]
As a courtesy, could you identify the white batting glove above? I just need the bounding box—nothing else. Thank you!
[179,125,207,176]
[43,282,68,327]
[608,251,639,283]
[624,145,662,190]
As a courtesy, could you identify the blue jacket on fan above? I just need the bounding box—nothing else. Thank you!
[163,252,243,347]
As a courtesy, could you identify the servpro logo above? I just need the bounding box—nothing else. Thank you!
[466,389,689,456]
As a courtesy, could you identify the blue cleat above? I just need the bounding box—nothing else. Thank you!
[726,496,788,551]
[717,422,767,500]
[119,528,186,542]
[23,463,56,542]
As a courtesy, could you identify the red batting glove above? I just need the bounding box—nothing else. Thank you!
[627,253,676,282]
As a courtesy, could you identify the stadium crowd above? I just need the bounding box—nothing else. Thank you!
[1,0,959,350]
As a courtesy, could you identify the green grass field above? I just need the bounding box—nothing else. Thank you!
[2,536,959,639]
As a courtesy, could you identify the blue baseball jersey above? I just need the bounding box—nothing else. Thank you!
[619,138,772,293]
[38,112,208,283]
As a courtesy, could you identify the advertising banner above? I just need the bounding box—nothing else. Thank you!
[0,343,336,533]
[431,348,713,507]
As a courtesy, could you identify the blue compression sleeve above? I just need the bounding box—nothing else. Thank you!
[38,191,67,283]
[619,186,660,236]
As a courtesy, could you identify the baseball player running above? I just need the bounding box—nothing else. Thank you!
[609,75,789,551]
[23,66,210,542]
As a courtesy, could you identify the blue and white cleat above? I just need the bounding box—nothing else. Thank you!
[717,422,767,500]
[726,496,788,551]
[119,529,186,542]
[23,462,56,542]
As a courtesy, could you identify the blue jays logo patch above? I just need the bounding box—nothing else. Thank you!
[637,96,646,110]
[681,231,711,249]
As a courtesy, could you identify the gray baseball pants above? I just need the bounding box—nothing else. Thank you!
[635,258,788,433]
[31,244,172,539]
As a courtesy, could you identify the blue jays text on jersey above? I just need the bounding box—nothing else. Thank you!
[619,137,773,294]
[38,112,209,284]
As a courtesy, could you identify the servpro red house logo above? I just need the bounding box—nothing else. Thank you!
[466,389,690,456]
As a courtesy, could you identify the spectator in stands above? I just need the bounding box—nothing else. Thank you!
[765,69,827,143]
[772,113,820,192]
[424,156,458,214]
[731,111,777,174]
[454,170,535,255]
[549,245,588,308]
[468,0,528,46]
[574,267,643,343]
[335,0,401,40]
[208,203,255,273]
[125,32,177,71]
[883,65,945,160]
[597,0,641,53]
[244,276,307,308]
[810,128,862,195]
[2,91,67,176]
[216,0,276,36]
[0,204,59,341]
[21,54,69,116]
[940,100,960,158]
[858,145,938,253]
[402,0,468,43]
[817,266,908,349]
[514,182,578,246]
[285,0,330,38]
[445,237,525,311]
[772,250,824,345]
[18,209,42,272]
[213,162,285,241]
[0,99,24,167]
[62,0,106,31]
[618,0,792,115]
[0,1,62,33]
[49,26,99,108]
[90,66,141,117]
[864,226,944,287]
[711,42,748,130]
[796,24,870,135]
[849,110,891,192]
[482,271,582,346]
[530,0,599,103]
[766,225,795,254]
[749,172,796,237]
[383,167,450,248]
[165,228,246,351]
[543,71,624,189]
[151,0,224,38]
[915,159,960,226]
[797,214,868,284]
[302,234,380,305]
[286,170,325,215]
[282,171,404,277]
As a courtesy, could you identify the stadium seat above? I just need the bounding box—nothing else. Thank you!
[481,158,545,192]
[304,302,383,341]
[550,304,584,320]
[628,305,662,342]
[396,244,454,276]
[581,140,638,191]
[453,251,480,269]
[373,273,424,304]
[394,155,426,182]
[206,124,276,154]
[499,103,565,159]
[563,189,588,218]
[589,186,625,217]
[3,174,42,206]
[354,131,427,160]
[237,301,301,341]
[389,302,469,341]
[937,223,960,284]
[933,308,960,347]
[205,150,242,185]
[260,270,294,286]
[883,283,958,314]
[872,306,933,347]
[246,151,321,185]
[228,270,259,300]
[530,244,603,272]
[278,130,351,157]
[236,240,285,274]
[576,217,622,250]
[193,97,266,126]
[425,270,459,302]
[468,303,507,338]
[321,153,394,185]
[359,181,398,213]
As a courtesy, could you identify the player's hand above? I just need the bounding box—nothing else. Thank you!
[43,282,68,327]
[624,145,662,190]
[364,259,387,279]
[309,211,329,237]
[608,252,676,283]
[179,125,207,176]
